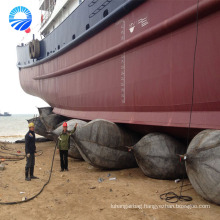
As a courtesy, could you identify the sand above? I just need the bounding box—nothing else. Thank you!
[0,141,219,220]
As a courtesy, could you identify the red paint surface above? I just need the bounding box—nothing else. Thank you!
[19,0,220,137]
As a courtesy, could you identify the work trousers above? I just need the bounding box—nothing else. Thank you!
[25,153,35,168]
[25,154,35,177]
[59,150,68,170]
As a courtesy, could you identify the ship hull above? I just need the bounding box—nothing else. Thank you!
[18,0,220,138]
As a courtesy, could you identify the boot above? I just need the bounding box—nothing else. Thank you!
[30,167,39,179]
[25,167,31,181]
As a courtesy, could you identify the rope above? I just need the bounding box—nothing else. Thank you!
[0,141,57,205]
[0,144,43,158]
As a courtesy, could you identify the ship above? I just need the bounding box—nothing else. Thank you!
[0,112,12,116]
[16,0,220,205]
[16,0,220,139]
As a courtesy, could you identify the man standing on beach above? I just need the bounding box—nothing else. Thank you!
[25,122,38,181]
[58,122,77,172]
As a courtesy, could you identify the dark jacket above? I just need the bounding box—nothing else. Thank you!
[25,130,36,154]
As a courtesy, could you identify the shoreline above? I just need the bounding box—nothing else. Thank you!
[0,114,39,143]
[0,134,46,144]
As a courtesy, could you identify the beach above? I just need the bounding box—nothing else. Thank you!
[0,141,219,220]
[0,114,39,142]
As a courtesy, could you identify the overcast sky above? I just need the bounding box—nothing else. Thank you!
[0,0,49,114]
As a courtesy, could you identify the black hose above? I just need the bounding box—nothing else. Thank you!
[159,0,199,203]
[160,192,192,203]
[0,141,57,205]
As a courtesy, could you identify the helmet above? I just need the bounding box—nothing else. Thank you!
[28,122,35,128]
[63,122,67,127]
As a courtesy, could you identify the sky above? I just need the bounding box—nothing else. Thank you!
[0,0,49,114]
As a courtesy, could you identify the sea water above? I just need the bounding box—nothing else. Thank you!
[0,114,38,142]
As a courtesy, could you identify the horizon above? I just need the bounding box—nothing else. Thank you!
[0,113,39,115]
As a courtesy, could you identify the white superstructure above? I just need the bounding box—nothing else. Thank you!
[39,0,84,36]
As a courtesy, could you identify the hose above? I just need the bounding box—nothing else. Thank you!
[159,0,199,203]
[0,141,57,205]
[160,183,193,203]
[160,192,192,203]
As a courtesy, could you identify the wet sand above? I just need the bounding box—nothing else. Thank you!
[0,141,219,220]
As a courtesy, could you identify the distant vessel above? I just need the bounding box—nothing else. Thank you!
[0,112,12,116]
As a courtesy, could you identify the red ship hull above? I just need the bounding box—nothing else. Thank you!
[19,0,220,138]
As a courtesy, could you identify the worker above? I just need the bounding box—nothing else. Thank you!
[58,122,78,171]
[25,122,38,181]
